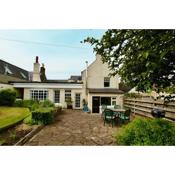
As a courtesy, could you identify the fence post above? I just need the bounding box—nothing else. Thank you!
[134,97,136,116]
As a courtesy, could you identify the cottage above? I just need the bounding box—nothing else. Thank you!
[2,55,124,113]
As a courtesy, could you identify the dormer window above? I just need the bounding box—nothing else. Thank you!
[20,72,27,79]
[104,77,110,87]
[4,65,12,75]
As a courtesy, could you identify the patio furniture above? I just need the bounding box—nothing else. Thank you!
[113,105,121,117]
[101,105,107,117]
[119,109,131,124]
[103,108,116,127]
[114,105,121,109]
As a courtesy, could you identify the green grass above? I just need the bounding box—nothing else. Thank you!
[0,107,31,132]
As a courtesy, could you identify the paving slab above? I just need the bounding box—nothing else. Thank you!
[25,109,118,146]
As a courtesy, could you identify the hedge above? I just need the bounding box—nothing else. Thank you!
[0,89,16,106]
[116,117,175,145]
[32,108,54,125]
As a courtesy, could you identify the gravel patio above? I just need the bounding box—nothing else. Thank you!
[25,109,118,145]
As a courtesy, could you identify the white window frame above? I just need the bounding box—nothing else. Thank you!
[65,90,71,101]
[54,90,60,103]
[104,77,110,87]
[30,89,48,101]
[112,97,117,106]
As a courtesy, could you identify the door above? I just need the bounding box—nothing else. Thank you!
[92,96,100,113]
[75,93,81,108]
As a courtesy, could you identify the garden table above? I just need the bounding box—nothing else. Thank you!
[111,109,126,113]
[112,108,126,120]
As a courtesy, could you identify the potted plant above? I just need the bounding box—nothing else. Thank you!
[82,99,89,112]
[65,97,73,109]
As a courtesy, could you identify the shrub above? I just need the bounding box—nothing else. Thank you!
[0,89,16,106]
[23,115,38,125]
[39,100,54,108]
[54,106,62,116]
[32,108,54,125]
[116,118,175,145]
[14,99,39,111]
[14,99,23,107]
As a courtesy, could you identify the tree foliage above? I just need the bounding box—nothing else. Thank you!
[83,30,175,93]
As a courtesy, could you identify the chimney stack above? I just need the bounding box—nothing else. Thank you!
[40,63,47,82]
[32,56,41,82]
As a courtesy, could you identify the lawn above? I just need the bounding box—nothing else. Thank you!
[0,107,31,131]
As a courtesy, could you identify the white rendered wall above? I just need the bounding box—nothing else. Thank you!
[82,55,120,89]
[0,83,13,90]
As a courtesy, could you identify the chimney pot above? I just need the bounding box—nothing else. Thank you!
[36,56,39,63]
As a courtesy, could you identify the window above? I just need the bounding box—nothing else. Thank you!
[20,71,27,79]
[54,90,60,103]
[101,97,111,105]
[104,77,110,87]
[112,97,116,105]
[30,90,48,101]
[4,65,12,75]
[75,93,81,108]
[65,90,71,101]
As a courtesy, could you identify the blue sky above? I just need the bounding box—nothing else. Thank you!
[0,30,105,79]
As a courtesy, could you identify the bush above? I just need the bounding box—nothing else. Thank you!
[14,99,39,111]
[116,118,175,145]
[23,115,38,125]
[32,108,54,125]
[0,89,16,106]
[14,99,23,107]
[53,106,62,116]
[39,100,54,108]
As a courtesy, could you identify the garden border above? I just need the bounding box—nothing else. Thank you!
[14,124,44,146]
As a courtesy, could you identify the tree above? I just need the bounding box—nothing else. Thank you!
[83,30,175,93]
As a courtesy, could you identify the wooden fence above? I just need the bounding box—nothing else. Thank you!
[124,98,175,121]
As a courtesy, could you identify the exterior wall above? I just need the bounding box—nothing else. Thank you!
[87,93,124,112]
[0,83,13,90]
[24,88,30,99]
[82,55,120,89]
[23,88,83,109]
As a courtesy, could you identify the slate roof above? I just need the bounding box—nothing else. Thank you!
[88,88,124,94]
[0,59,29,83]
[69,75,82,81]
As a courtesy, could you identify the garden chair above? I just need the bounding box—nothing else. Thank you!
[119,109,131,124]
[103,108,116,127]
[101,105,107,117]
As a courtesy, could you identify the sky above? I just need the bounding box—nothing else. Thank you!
[0,30,106,79]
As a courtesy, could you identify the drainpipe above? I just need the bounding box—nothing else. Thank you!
[85,61,88,96]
